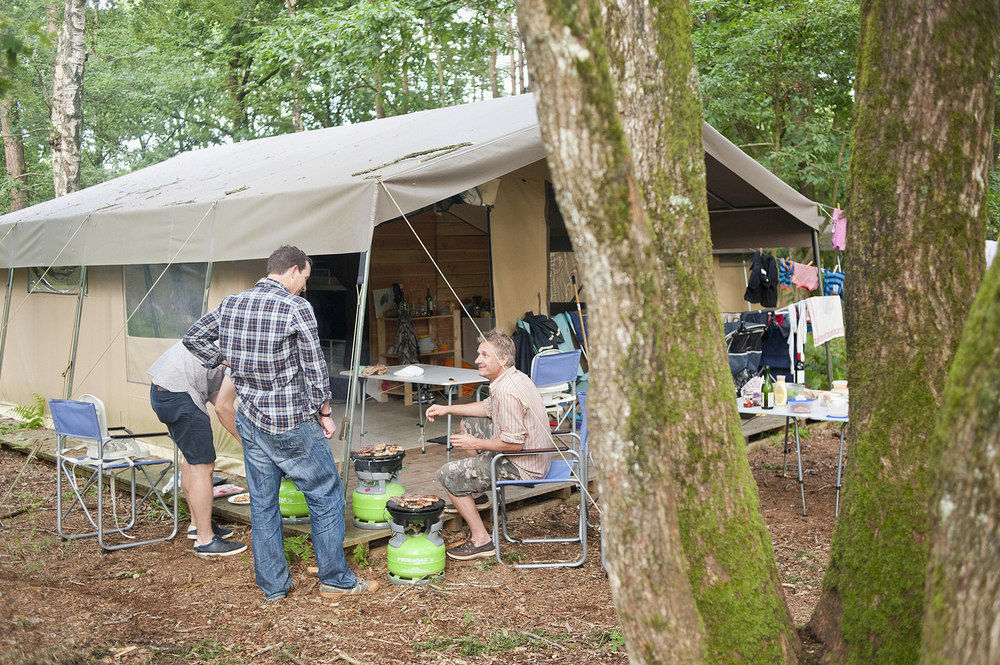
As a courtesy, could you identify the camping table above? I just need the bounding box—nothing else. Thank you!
[736,401,848,517]
[342,364,488,461]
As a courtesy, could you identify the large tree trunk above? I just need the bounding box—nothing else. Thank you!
[0,98,28,211]
[50,0,85,197]
[919,254,1000,664]
[810,2,997,663]
[517,0,798,662]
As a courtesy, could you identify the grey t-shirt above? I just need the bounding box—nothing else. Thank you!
[147,341,226,415]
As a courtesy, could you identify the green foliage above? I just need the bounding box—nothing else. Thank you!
[11,394,44,429]
[692,0,859,205]
[804,334,846,390]
[282,534,313,565]
[592,629,626,652]
[351,542,370,568]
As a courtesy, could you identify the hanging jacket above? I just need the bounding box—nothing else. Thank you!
[521,311,564,353]
[511,327,533,374]
[743,250,779,307]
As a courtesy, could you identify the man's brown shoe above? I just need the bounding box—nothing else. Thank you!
[446,539,496,560]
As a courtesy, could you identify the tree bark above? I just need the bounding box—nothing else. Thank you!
[809,2,998,663]
[517,0,798,662]
[919,246,1000,664]
[0,97,28,212]
[50,0,85,197]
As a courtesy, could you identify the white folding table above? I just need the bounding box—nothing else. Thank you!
[737,401,848,517]
[342,364,489,460]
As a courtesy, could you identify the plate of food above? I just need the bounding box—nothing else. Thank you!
[227,492,251,505]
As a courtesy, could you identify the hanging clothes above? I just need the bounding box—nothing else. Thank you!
[391,283,418,365]
[790,262,819,291]
[805,296,845,346]
[743,250,779,307]
[823,268,845,297]
[831,208,847,251]
[778,258,793,291]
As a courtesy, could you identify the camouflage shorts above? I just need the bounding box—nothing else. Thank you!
[435,417,521,496]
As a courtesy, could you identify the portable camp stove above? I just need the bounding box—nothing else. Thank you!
[351,445,406,529]
[385,494,446,585]
[278,477,309,520]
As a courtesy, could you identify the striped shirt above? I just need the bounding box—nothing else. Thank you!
[183,278,331,434]
[484,366,552,480]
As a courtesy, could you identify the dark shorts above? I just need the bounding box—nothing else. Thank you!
[149,385,216,465]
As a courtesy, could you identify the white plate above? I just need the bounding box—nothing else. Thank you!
[227,493,251,505]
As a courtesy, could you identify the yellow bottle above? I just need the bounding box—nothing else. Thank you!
[774,376,788,407]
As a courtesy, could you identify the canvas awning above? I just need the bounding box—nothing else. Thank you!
[0,94,820,268]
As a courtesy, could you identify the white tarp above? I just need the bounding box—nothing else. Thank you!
[0,94,821,268]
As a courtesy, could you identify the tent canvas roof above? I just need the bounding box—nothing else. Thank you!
[0,94,820,268]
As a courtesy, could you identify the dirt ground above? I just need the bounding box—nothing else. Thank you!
[0,420,844,664]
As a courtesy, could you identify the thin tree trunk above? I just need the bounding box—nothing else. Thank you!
[50,0,85,197]
[0,98,28,212]
[518,0,798,662]
[284,0,303,132]
[488,9,499,97]
[508,14,516,95]
[810,2,997,663]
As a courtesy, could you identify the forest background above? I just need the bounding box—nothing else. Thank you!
[3,0,997,241]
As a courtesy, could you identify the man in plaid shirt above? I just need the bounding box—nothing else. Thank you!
[184,245,377,599]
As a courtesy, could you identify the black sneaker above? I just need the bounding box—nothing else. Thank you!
[194,536,247,557]
[187,522,234,540]
[443,494,491,514]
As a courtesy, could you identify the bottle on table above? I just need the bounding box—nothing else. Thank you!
[762,366,775,410]
[425,287,434,316]
[794,354,805,384]
[774,375,787,407]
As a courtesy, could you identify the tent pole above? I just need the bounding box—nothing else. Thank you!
[812,230,833,388]
[201,262,214,315]
[64,266,88,399]
[341,247,372,500]
[0,268,14,389]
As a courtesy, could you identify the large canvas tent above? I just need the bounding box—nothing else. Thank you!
[0,93,821,472]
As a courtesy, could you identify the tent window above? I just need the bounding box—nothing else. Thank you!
[27,266,86,295]
[123,263,208,338]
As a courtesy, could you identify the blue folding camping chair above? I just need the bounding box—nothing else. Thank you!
[489,393,589,568]
[529,349,582,432]
[50,396,179,551]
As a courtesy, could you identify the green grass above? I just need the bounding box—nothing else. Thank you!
[413,629,570,657]
[352,542,370,568]
[591,629,626,652]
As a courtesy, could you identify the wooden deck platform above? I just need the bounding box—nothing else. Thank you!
[2,410,786,551]
[0,429,585,550]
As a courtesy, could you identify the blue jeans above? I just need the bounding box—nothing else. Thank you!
[235,413,357,600]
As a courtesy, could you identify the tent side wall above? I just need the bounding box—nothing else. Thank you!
[490,162,550,333]
[0,260,265,475]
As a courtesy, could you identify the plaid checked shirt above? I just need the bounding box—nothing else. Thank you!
[183,278,331,434]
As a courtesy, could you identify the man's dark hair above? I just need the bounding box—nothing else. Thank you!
[267,245,311,275]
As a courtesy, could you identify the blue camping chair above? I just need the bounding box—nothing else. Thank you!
[51,396,179,551]
[529,349,582,432]
[489,393,589,568]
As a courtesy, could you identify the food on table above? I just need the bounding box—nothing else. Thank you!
[361,364,388,376]
[229,493,251,504]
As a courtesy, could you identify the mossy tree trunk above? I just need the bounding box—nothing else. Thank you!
[809,2,998,663]
[517,1,798,662]
[919,246,1000,663]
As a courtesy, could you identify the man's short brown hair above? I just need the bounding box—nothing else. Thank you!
[478,329,515,367]
[267,245,312,275]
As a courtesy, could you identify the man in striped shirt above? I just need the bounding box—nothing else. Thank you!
[184,245,376,599]
[427,329,552,560]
